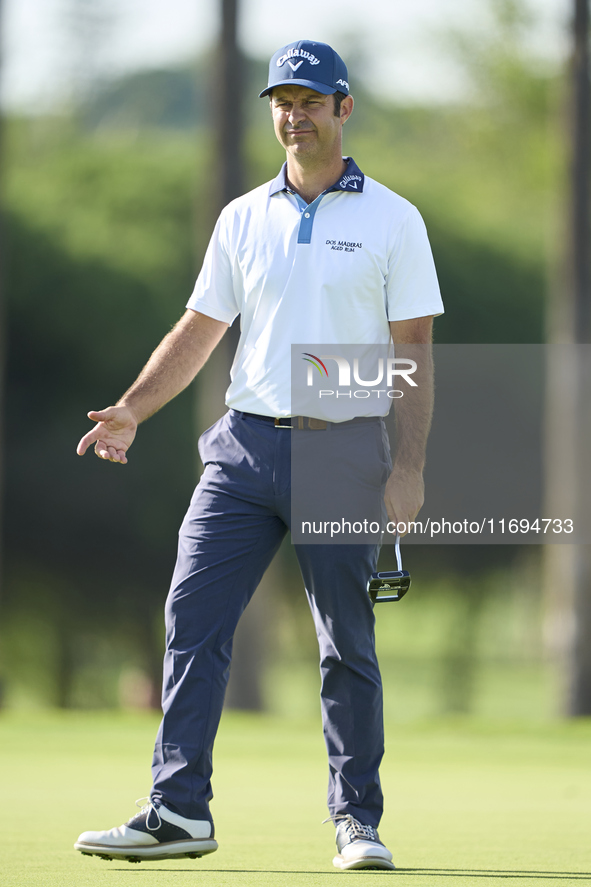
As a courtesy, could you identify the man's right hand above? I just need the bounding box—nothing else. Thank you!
[76,406,138,464]
[76,311,229,465]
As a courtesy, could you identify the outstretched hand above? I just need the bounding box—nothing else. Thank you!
[76,406,138,464]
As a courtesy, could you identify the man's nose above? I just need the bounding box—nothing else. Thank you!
[288,103,306,124]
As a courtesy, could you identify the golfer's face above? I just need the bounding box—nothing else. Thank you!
[270,85,343,162]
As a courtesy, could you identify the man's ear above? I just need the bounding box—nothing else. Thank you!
[340,95,354,125]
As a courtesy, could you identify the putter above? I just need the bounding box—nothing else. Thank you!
[367,536,411,604]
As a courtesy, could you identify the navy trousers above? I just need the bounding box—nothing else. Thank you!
[150,410,386,828]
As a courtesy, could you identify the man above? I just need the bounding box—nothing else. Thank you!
[75,40,443,871]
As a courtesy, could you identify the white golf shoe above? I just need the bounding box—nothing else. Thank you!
[74,798,218,862]
[330,814,395,871]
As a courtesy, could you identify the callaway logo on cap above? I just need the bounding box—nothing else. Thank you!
[259,40,349,98]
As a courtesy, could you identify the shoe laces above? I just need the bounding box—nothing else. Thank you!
[322,813,378,842]
[131,797,162,832]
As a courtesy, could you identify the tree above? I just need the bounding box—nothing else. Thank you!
[544,0,591,715]
[194,0,269,711]
[0,0,5,708]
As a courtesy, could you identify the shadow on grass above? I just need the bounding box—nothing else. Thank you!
[105,868,591,880]
[395,871,591,882]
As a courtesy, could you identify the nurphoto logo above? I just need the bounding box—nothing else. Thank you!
[301,352,417,399]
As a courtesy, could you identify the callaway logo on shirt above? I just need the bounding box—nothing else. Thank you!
[339,174,362,190]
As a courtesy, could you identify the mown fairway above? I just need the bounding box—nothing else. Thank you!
[1,711,590,887]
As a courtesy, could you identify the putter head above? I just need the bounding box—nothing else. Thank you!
[367,570,411,604]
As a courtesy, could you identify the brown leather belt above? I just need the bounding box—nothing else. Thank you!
[239,412,381,430]
[241,412,327,430]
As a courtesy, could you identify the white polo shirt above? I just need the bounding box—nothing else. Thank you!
[187,158,444,418]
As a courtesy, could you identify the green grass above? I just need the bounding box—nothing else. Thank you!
[1,711,590,887]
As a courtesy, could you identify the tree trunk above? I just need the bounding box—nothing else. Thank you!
[194,0,268,711]
[214,0,245,215]
[0,0,5,709]
[543,0,591,715]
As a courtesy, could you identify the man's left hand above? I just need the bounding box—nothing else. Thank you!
[384,466,424,535]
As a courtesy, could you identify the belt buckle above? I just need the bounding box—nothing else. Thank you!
[274,417,328,430]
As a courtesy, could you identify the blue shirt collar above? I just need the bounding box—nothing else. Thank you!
[269,157,365,197]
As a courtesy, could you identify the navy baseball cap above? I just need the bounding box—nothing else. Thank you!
[259,40,349,98]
